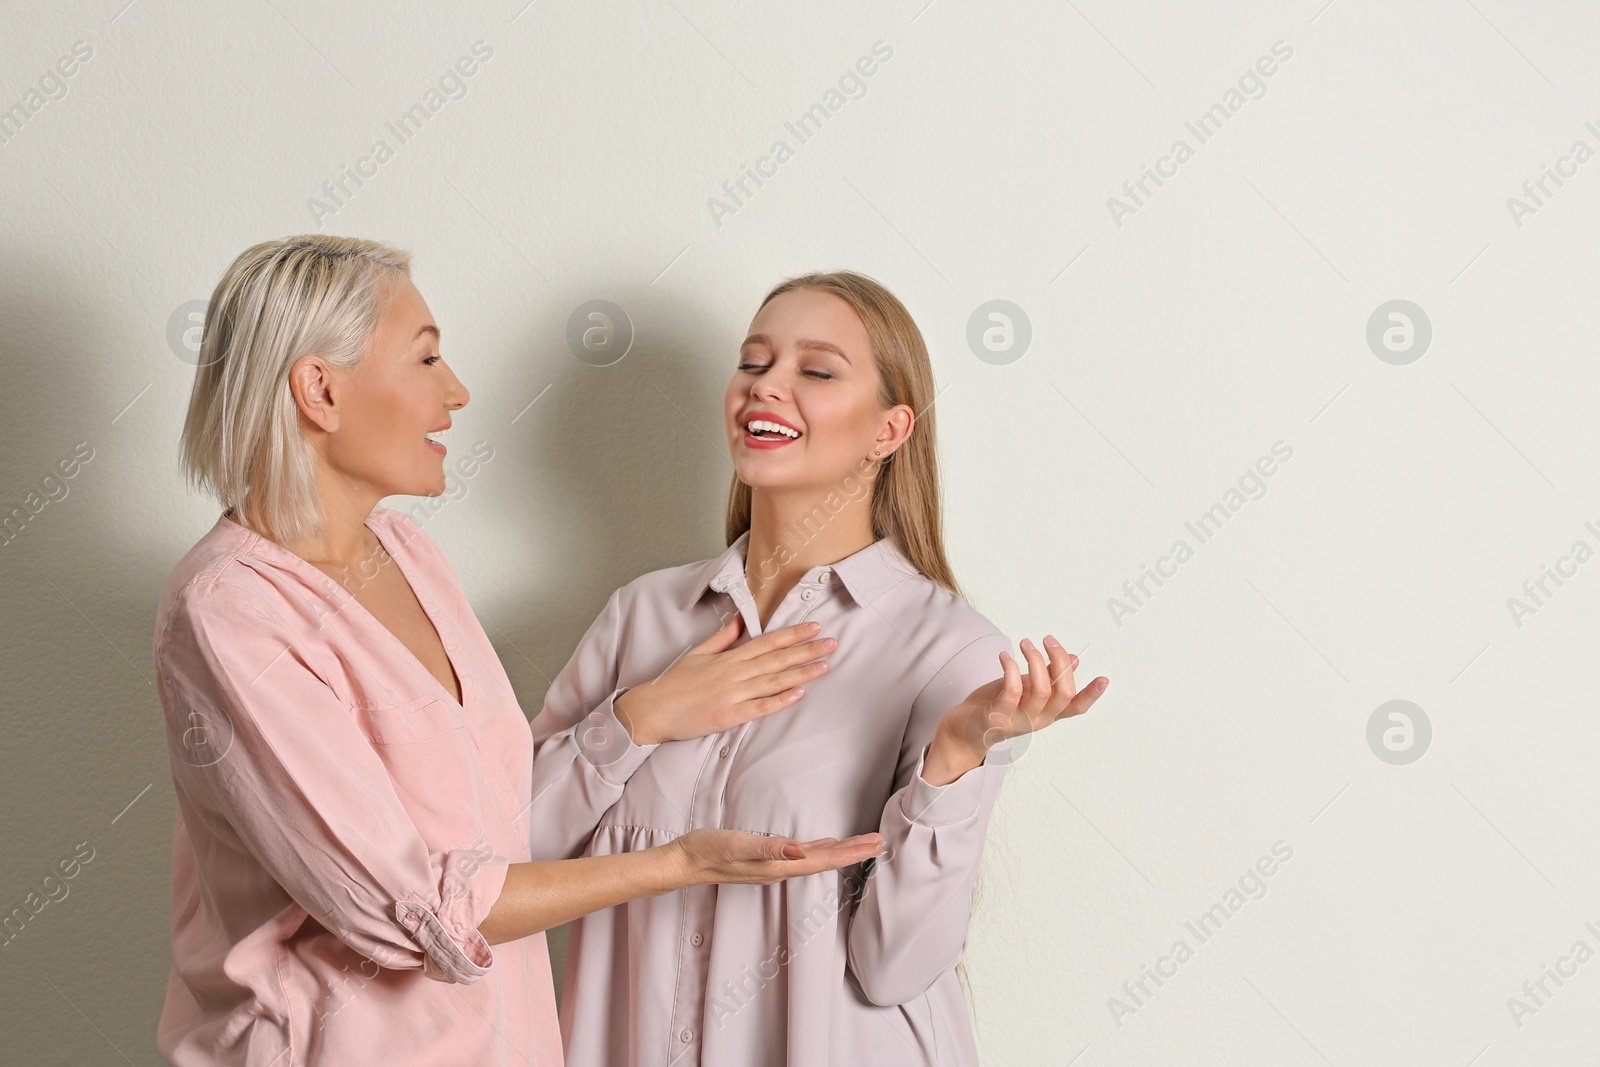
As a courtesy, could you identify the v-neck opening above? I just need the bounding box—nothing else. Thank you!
[223,510,467,710]
[360,514,466,710]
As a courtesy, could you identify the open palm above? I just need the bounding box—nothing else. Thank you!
[938,635,1108,759]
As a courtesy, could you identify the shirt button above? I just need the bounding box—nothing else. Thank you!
[819,572,832,583]
[690,932,704,946]
[681,1028,694,1043]
[719,745,730,759]
[801,589,816,601]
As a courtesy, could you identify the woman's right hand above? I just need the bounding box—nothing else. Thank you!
[613,616,835,746]
[666,827,884,888]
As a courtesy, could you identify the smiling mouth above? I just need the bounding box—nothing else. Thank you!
[424,426,449,454]
[744,418,801,444]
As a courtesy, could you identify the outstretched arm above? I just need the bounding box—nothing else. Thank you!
[480,828,882,945]
[846,634,1108,1006]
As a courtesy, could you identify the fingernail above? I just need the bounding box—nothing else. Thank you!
[792,687,805,697]
[816,662,829,671]
[823,639,838,650]
[807,623,821,633]
[1020,638,1035,652]
[1044,634,1061,648]
[782,844,805,859]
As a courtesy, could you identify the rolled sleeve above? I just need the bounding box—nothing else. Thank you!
[158,579,509,985]
[396,850,509,983]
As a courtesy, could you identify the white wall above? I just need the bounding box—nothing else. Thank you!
[2,0,1597,1063]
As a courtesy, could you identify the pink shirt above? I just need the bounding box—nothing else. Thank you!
[154,510,569,1067]
[528,533,1014,1067]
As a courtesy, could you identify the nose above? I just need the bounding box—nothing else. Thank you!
[749,365,789,403]
[444,364,470,410]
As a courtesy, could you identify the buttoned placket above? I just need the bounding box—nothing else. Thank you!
[666,566,838,1062]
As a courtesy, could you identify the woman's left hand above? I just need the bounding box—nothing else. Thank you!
[922,635,1107,786]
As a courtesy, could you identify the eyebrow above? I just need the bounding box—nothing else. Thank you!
[741,333,853,365]
[414,324,440,343]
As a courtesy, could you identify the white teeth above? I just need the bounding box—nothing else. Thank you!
[746,419,799,439]
[425,427,450,444]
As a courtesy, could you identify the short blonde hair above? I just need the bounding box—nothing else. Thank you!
[180,234,410,545]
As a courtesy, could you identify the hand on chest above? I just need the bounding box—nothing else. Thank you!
[615,609,925,836]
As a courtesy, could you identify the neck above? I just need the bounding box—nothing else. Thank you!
[245,461,383,576]
[744,483,876,626]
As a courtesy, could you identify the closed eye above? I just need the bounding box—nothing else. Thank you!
[424,354,442,365]
[737,361,833,380]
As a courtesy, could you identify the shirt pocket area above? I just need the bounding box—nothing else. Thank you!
[350,696,466,745]
[349,697,486,835]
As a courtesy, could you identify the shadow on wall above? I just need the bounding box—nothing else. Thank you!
[0,251,746,1049]
[0,250,189,1063]
[470,278,743,1000]
[488,282,740,706]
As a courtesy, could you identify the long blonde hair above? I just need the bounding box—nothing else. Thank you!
[180,235,410,545]
[728,272,989,1017]
[724,271,959,596]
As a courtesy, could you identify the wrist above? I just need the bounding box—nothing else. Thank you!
[922,727,986,787]
[658,837,698,893]
[614,688,658,747]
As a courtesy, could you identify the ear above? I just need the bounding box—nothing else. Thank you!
[874,403,915,459]
[288,355,340,434]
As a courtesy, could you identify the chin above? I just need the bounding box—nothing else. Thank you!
[389,471,448,499]
[732,455,793,489]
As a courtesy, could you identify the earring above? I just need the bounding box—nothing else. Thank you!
[874,448,881,456]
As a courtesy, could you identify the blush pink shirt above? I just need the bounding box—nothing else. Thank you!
[154,509,579,1067]
[528,533,1014,1067]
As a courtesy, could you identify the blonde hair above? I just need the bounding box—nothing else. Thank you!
[729,274,984,1003]
[724,271,959,595]
[180,234,411,545]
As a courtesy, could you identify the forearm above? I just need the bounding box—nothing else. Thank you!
[478,845,688,946]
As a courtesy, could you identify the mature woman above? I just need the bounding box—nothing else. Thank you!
[154,235,881,1066]
[529,271,1110,1065]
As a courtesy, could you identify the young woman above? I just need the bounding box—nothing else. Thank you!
[154,236,883,1067]
[529,272,1109,1065]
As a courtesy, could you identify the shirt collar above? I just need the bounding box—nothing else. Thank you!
[683,532,921,610]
